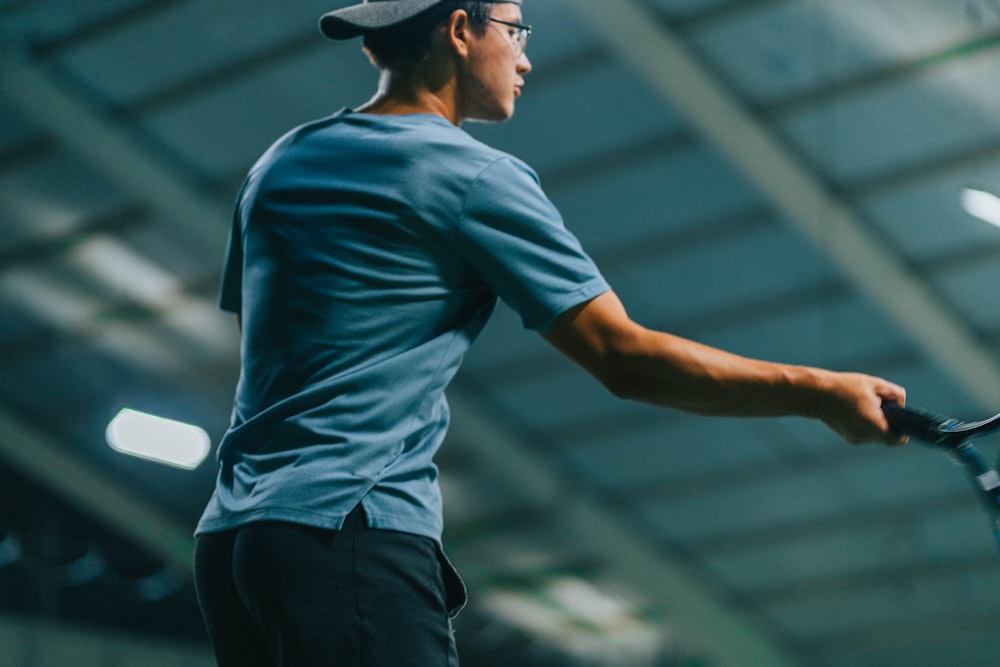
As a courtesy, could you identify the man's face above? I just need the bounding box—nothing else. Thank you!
[458,3,532,123]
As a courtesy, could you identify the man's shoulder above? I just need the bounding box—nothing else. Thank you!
[264,110,537,190]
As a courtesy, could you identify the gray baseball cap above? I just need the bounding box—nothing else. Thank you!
[319,0,521,40]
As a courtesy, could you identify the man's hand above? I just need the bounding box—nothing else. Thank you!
[814,372,907,446]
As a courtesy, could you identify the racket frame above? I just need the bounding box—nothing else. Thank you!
[882,402,1000,550]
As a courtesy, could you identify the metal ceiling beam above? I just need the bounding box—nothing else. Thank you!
[573,0,1000,410]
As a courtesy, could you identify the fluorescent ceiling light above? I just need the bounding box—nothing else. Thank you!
[70,235,180,306]
[106,408,210,470]
[546,576,632,626]
[480,576,665,662]
[960,187,1000,228]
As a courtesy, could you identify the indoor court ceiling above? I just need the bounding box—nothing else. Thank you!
[2,0,1000,665]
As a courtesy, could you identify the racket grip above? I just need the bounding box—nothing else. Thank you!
[881,401,950,443]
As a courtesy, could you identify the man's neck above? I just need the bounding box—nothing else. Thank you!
[356,68,461,125]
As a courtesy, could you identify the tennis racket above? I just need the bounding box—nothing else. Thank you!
[882,401,1000,550]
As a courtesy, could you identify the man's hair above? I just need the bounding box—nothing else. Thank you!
[363,1,494,71]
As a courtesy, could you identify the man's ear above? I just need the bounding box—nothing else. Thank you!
[444,9,471,57]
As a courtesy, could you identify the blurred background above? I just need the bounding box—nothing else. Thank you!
[2,0,1000,665]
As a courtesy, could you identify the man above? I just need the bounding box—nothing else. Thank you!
[193,1,907,666]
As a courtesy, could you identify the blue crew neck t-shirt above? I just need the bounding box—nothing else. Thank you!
[196,110,609,541]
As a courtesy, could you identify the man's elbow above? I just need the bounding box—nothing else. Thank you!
[604,378,641,401]
[587,345,650,402]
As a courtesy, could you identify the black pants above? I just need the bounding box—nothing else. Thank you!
[194,506,463,666]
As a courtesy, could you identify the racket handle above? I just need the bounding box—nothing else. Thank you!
[881,401,951,443]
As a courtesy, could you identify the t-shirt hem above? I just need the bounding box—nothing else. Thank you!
[194,505,442,542]
[361,509,442,543]
[195,507,350,536]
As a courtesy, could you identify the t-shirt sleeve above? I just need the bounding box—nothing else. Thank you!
[218,208,244,314]
[455,157,610,332]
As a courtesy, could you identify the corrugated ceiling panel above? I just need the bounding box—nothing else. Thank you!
[825,632,1000,667]
[0,151,131,251]
[550,143,765,257]
[702,524,922,593]
[472,60,687,175]
[690,0,991,105]
[701,501,994,593]
[0,0,146,45]
[647,0,742,20]
[560,414,787,491]
[859,157,1000,262]
[779,50,1000,184]
[637,465,889,543]
[934,257,1000,332]
[0,101,40,149]
[55,0,329,105]
[610,222,836,326]
[138,48,372,179]
[480,363,626,434]
[695,292,910,366]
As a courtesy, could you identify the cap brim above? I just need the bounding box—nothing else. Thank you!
[318,0,444,40]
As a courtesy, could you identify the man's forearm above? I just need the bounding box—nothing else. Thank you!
[602,327,827,418]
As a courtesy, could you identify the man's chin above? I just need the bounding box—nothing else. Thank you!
[463,107,516,125]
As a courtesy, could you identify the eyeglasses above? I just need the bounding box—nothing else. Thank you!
[488,17,531,57]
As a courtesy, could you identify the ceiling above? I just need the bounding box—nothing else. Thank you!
[2,0,1000,665]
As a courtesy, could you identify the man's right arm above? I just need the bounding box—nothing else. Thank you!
[542,290,906,445]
